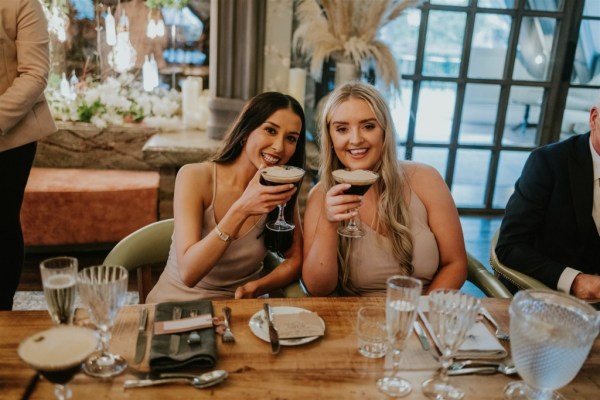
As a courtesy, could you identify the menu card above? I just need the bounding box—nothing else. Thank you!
[273,312,325,339]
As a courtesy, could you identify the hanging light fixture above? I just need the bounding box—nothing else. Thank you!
[108,8,137,74]
[105,7,117,46]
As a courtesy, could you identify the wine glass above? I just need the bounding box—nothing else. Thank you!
[77,265,129,378]
[18,325,98,400]
[377,275,422,397]
[332,169,379,238]
[421,289,480,400]
[504,289,600,400]
[260,165,305,232]
[40,257,78,325]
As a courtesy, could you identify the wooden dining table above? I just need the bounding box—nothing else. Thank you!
[1,297,599,399]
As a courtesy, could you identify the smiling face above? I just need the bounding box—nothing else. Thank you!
[244,108,302,168]
[328,98,385,171]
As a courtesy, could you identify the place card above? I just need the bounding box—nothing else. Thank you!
[154,314,213,335]
[273,312,325,339]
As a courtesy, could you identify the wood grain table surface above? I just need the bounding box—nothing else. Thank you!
[1,297,599,399]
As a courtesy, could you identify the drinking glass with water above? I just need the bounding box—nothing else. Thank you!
[356,306,388,358]
[505,289,600,400]
[40,257,78,325]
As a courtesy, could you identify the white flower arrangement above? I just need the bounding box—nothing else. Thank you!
[47,73,184,130]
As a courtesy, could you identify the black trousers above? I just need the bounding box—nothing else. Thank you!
[0,141,36,310]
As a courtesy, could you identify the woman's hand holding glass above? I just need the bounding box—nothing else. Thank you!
[232,167,298,220]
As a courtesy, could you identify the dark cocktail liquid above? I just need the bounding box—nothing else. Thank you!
[344,183,373,196]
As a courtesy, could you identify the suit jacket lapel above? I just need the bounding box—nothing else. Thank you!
[569,132,594,234]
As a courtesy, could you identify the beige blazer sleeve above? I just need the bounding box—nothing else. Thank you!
[0,0,56,151]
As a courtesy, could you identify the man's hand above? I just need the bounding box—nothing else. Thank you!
[571,273,600,299]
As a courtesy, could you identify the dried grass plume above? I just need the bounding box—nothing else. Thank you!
[293,0,420,94]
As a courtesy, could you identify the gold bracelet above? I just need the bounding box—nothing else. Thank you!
[214,226,233,243]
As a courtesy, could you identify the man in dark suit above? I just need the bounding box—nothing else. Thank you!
[496,94,600,299]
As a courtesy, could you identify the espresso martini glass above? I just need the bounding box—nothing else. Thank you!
[332,169,379,238]
[260,165,305,232]
[18,326,98,400]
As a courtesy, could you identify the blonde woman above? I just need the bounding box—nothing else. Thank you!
[302,82,466,296]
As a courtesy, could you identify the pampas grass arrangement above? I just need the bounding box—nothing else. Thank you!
[292,0,420,94]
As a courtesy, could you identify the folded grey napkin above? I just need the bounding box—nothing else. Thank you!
[149,300,217,371]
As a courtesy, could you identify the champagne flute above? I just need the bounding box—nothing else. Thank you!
[377,275,422,397]
[260,165,305,232]
[504,290,600,400]
[332,169,379,238]
[422,289,480,400]
[40,257,78,325]
[18,326,98,400]
[77,265,129,378]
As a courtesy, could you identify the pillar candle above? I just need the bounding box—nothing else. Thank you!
[288,68,306,108]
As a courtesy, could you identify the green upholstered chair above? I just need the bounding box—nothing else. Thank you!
[104,218,174,303]
[490,229,549,293]
[466,252,512,298]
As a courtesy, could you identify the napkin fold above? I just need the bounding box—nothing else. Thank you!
[418,308,507,360]
[149,300,217,371]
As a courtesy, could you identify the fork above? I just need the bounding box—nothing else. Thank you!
[480,307,510,341]
[448,360,517,376]
[187,310,201,345]
[222,306,235,343]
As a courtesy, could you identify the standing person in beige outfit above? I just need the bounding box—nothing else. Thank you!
[0,0,57,310]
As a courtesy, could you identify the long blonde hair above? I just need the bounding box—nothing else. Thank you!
[318,82,414,294]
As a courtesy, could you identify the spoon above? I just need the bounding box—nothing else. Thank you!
[123,370,228,389]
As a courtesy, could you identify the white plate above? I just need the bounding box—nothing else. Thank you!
[248,306,325,346]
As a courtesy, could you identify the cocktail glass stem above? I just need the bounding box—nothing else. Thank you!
[266,202,294,231]
[54,383,72,400]
[346,209,360,232]
[337,208,364,238]
[274,204,288,227]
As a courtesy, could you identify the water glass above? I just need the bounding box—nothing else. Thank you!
[505,289,600,400]
[421,289,480,400]
[356,306,388,358]
[40,257,78,325]
[377,275,422,397]
[77,265,129,378]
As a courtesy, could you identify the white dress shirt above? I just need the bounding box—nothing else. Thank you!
[557,136,600,293]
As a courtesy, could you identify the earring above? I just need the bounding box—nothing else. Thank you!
[240,139,246,147]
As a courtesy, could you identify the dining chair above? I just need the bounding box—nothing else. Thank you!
[490,228,549,293]
[103,218,174,303]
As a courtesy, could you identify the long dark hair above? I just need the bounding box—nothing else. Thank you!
[213,92,306,254]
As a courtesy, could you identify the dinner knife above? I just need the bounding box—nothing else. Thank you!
[413,321,430,351]
[134,307,148,364]
[169,306,182,355]
[263,303,280,355]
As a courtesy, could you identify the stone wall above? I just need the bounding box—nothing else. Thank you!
[34,122,159,171]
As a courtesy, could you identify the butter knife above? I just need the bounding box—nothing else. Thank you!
[263,303,280,355]
[413,321,430,351]
[134,307,149,364]
[169,306,182,355]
